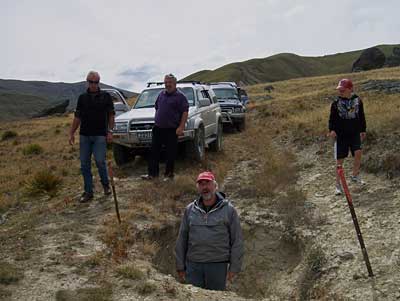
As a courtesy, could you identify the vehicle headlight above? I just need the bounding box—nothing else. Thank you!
[114,122,128,132]
[234,107,243,113]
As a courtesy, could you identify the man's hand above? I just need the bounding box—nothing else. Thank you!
[360,132,366,141]
[329,130,337,139]
[106,132,113,143]
[69,133,75,145]
[177,270,185,282]
[227,271,236,282]
[176,126,184,137]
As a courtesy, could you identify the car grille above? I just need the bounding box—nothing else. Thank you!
[130,123,154,131]
[220,106,234,113]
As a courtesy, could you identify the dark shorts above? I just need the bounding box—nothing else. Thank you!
[335,134,362,160]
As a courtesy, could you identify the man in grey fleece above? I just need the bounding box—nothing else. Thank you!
[175,171,244,291]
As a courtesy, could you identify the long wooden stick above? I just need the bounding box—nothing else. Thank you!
[108,161,121,224]
[337,165,373,277]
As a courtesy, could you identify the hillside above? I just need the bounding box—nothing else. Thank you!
[0,79,136,121]
[0,67,399,300]
[183,44,400,85]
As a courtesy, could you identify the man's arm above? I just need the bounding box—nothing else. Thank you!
[228,206,244,274]
[328,102,337,138]
[176,95,189,136]
[69,96,82,145]
[106,93,116,143]
[175,206,190,273]
[176,112,188,136]
[69,117,81,145]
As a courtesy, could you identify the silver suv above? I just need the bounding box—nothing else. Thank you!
[210,82,246,131]
[112,81,223,166]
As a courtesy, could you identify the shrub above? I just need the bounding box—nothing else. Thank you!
[26,169,62,196]
[1,130,17,141]
[22,144,43,156]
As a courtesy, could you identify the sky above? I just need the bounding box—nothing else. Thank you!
[1,0,399,92]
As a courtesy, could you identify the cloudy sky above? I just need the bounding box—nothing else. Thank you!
[1,0,399,92]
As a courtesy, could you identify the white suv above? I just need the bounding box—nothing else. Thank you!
[112,81,223,165]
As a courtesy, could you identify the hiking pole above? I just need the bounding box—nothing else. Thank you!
[337,165,373,277]
[108,161,121,224]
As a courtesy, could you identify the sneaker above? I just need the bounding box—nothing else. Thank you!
[104,186,112,196]
[79,192,93,203]
[163,173,174,182]
[350,175,366,185]
[141,174,156,180]
[335,184,343,195]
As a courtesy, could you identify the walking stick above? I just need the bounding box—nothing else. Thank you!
[108,161,121,224]
[337,165,373,277]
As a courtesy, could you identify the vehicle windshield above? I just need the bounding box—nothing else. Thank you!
[107,90,124,103]
[213,88,239,100]
[134,87,195,109]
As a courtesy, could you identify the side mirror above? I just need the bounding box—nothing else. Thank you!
[198,98,211,107]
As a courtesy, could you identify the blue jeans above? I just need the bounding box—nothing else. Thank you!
[79,135,109,194]
[186,261,228,291]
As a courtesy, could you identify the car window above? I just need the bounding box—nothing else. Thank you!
[134,87,195,109]
[213,88,239,100]
[107,91,124,104]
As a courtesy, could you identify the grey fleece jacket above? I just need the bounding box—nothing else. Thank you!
[175,192,244,273]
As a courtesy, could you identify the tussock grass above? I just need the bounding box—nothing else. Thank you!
[26,169,62,196]
[298,244,326,300]
[136,280,157,295]
[1,130,18,141]
[116,263,145,280]
[22,143,43,156]
[55,286,112,301]
[0,261,23,284]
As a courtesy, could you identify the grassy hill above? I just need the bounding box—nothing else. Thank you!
[183,44,400,84]
[0,79,136,122]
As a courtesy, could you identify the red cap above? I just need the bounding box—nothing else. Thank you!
[196,171,215,183]
[336,79,353,90]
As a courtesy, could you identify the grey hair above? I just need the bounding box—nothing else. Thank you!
[86,70,100,81]
[164,73,177,82]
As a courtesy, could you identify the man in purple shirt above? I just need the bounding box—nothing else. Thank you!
[142,74,189,180]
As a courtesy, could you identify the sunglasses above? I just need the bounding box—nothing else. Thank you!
[87,80,99,84]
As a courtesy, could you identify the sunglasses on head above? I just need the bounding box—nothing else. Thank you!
[87,80,99,84]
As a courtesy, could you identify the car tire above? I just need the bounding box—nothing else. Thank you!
[113,143,135,166]
[187,127,205,162]
[236,119,246,132]
[209,121,223,152]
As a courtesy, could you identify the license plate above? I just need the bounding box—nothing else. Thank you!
[137,132,152,140]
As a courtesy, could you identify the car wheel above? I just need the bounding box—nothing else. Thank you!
[187,127,205,162]
[113,143,135,166]
[209,122,223,152]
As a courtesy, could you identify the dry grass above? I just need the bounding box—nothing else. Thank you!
[0,261,23,284]
[116,263,146,280]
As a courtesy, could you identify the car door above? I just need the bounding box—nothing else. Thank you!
[196,89,212,137]
[202,89,218,136]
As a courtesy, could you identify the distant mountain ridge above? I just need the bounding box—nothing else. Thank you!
[183,44,400,85]
[0,79,136,121]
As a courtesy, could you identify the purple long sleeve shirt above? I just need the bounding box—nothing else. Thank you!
[155,90,189,129]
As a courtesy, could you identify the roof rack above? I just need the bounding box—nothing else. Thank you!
[147,80,208,88]
[208,82,238,88]
[146,82,164,87]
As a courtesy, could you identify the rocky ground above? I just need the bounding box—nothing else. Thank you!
[1,137,400,300]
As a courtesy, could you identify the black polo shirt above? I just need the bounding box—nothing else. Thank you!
[75,89,115,136]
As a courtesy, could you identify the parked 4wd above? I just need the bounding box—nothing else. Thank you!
[112,81,223,166]
[209,82,246,131]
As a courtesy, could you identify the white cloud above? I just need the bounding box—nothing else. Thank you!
[1,0,399,92]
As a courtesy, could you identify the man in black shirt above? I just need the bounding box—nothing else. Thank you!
[69,71,115,202]
[329,79,366,195]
